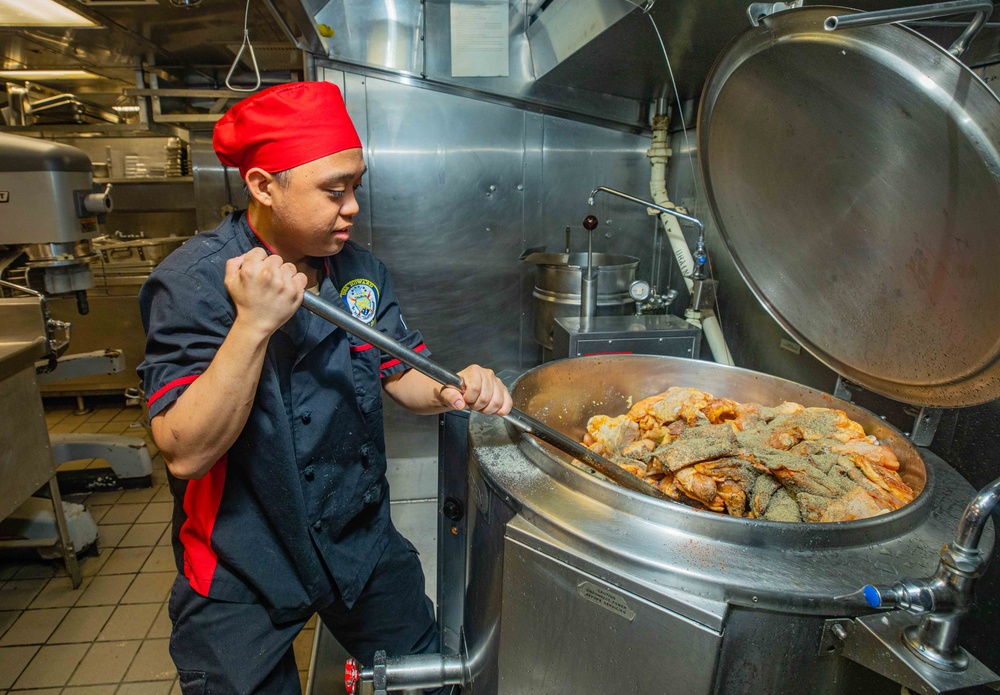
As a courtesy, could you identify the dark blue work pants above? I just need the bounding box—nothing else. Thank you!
[167,527,442,694]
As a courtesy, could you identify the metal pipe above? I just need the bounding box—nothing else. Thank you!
[347,652,466,694]
[0,278,44,298]
[360,654,465,690]
[298,291,680,503]
[825,0,993,56]
[580,215,599,322]
[589,186,703,232]
[589,184,709,280]
[955,474,1000,553]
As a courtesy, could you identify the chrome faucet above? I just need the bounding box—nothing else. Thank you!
[861,474,1000,671]
[588,186,709,279]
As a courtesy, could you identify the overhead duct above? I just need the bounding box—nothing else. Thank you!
[525,0,1000,106]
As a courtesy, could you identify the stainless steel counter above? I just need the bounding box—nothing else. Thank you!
[0,296,48,382]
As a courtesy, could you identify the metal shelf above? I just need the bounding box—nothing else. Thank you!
[94,176,193,184]
[0,122,187,138]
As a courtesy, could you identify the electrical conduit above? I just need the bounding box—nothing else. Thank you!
[647,114,734,365]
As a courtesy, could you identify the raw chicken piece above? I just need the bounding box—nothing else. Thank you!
[830,439,900,471]
[759,402,805,421]
[661,425,738,472]
[617,459,647,478]
[584,414,639,457]
[768,408,866,449]
[626,387,712,431]
[819,487,892,522]
[674,467,725,511]
[841,455,915,506]
[621,439,656,459]
[718,480,748,517]
[744,449,844,499]
[763,488,801,522]
[701,398,740,425]
[751,475,780,518]
[653,472,683,500]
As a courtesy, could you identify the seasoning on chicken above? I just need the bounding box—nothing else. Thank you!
[580,387,915,523]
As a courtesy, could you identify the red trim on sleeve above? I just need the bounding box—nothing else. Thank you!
[378,343,427,376]
[350,343,375,353]
[180,453,228,597]
[147,375,200,410]
[380,358,402,372]
[245,216,275,254]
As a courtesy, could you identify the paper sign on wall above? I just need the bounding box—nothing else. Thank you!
[450,0,509,77]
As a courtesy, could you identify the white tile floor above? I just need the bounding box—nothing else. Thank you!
[0,401,318,695]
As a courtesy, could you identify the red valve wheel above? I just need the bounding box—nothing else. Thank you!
[345,657,359,695]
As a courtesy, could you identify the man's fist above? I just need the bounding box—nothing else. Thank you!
[440,365,512,416]
[224,248,308,336]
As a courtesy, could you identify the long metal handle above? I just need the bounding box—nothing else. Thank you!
[301,291,463,390]
[824,0,993,57]
[299,291,679,503]
[501,408,684,503]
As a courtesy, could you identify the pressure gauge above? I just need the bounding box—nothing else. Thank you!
[629,280,651,302]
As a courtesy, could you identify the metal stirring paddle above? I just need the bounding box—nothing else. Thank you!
[299,291,678,503]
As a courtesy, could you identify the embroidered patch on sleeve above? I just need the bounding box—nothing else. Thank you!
[340,278,380,325]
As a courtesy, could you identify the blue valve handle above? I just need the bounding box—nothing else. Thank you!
[863,585,883,608]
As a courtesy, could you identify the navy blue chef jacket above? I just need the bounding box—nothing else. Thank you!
[137,211,428,623]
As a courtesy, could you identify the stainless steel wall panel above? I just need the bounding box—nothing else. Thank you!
[537,116,655,267]
[191,131,245,231]
[338,68,374,250]
[362,77,527,457]
[519,111,545,367]
[364,77,526,375]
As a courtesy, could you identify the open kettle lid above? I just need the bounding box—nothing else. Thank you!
[697,5,1000,407]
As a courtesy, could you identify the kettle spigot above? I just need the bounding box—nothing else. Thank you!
[846,474,1000,676]
[861,579,937,613]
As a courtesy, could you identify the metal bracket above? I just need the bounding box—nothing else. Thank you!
[820,614,1000,694]
[833,375,854,402]
[49,433,152,480]
[832,377,945,447]
[909,407,944,448]
[748,1,803,27]
[34,349,124,386]
[373,650,387,695]
[690,278,718,312]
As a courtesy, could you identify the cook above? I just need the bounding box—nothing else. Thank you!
[137,81,512,694]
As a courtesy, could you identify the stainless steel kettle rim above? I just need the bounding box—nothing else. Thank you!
[697,5,1000,407]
